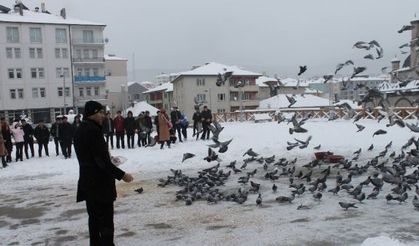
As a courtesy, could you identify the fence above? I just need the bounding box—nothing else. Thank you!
[212,107,419,122]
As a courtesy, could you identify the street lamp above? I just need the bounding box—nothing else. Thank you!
[60,74,66,115]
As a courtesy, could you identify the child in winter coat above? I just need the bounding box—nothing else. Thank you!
[10,121,24,162]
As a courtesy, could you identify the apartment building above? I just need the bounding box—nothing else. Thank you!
[0,3,107,122]
[143,82,173,111]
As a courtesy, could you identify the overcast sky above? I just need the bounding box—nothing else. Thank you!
[1,0,418,80]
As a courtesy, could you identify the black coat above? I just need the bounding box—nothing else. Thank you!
[144,116,153,132]
[74,119,125,203]
[124,117,136,135]
[192,112,201,122]
[201,110,212,123]
[34,125,50,144]
[59,122,73,143]
[50,123,60,139]
[170,110,182,125]
[102,117,114,134]
[22,124,34,141]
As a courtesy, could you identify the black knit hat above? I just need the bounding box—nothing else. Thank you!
[84,101,104,117]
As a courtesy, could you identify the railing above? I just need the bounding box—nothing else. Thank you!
[71,38,104,45]
[72,58,104,63]
[74,76,106,82]
[212,107,419,122]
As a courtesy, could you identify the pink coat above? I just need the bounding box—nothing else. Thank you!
[11,122,25,143]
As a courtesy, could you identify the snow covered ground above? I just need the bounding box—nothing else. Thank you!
[0,119,418,245]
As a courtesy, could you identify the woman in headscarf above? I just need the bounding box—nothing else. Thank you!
[154,109,171,149]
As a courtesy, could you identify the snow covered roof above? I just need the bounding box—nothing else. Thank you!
[0,9,105,26]
[143,82,173,94]
[393,67,412,73]
[255,76,277,87]
[124,101,158,116]
[349,77,389,82]
[104,55,127,61]
[279,78,309,87]
[259,94,331,109]
[127,81,156,88]
[391,57,400,62]
[174,62,262,79]
[378,80,419,92]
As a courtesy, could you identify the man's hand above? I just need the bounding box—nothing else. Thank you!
[122,173,134,183]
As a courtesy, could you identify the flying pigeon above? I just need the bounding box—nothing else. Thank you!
[218,139,233,153]
[204,148,221,162]
[355,124,365,132]
[373,129,387,137]
[364,54,374,60]
[182,153,195,163]
[313,144,321,150]
[286,95,297,108]
[298,65,307,76]
[243,148,259,157]
[351,67,367,78]
[406,123,419,133]
[367,144,374,151]
[323,74,334,83]
[398,25,413,33]
[216,71,233,86]
[375,47,383,59]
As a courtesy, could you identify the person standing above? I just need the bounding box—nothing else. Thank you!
[0,129,8,167]
[50,117,62,156]
[155,110,171,149]
[124,111,136,149]
[113,111,125,149]
[102,112,114,149]
[10,121,24,162]
[180,114,189,140]
[74,100,133,245]
[60,116,73,159]
[21,119,34,159]
[143,111,153,145]
[135,112,145,147]
[170,106,183,142]
[192,107,201,140]
[1,118,13,163]
[200,106,212,140]
[34,120,50,157]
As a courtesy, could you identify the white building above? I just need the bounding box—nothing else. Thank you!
[0,2,107,123]
[104,54,128,115]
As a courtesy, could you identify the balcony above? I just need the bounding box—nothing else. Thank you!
[71,38,104,45]
[74,76,106,84]
[229,85,259,92]
[230,99,259,107]
[72,57,104,63]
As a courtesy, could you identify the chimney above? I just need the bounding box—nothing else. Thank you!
[60,8,66,19]
[391,57,400,71]
[41,2,45,13]
[34,7,39,12]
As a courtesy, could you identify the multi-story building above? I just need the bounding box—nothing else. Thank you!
[171,62,262,120]
[0,3,107,122]
[155,73,179,84]
[127,81,156,106]
[143,82,173,111]
[104,54,128,114]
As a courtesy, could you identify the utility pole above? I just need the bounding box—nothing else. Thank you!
[61,74,66,115]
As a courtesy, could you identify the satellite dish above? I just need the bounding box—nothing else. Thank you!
[104,38,109,44]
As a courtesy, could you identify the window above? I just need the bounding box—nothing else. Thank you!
[77,68,83,76]
[56,68,62,78]
[63,68,69,77]
[75,49,81,58]
[8,69,14,79]
[10,89,16,99]
[29,48,35,58]
[83,49,89,59]
[6,48,12,58]
[56,29,67,43]
[39,68,45,79]
[30,28,42,43]
[62,48,68,59]
[92,49,98,59]
[55,48,61,58]
[79,88,84,97]
[82,30,94,43]
[217,93,225,101]
[32,88,39,98]
[40,88,46,98]
[84,68,90,76]
[14,48,20,58]
[57,87,63,97]
[31,68,45,79]
[16,69,22,79]
[93,68,99,76]
[36,48,43,58]
[17,89,24,99]
[6,27,19,43]
[64,87,70,97]
[217,109,226,113]
[31,68,37,78]
[86,87,91,96]
[94,87,99,96]
[196,78,205,86]
[196,94,206,102]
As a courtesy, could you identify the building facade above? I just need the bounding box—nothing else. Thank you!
[104,55,128,115]
[143,82,173,111]
[0,3,107,123]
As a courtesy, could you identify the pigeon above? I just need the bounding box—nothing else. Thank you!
[313,192,322,201]
[295,136,312,149]
[355,193,366,203]
[298,65,307,76]
[367,188,380,199]
[297,204,311,210]
[182,153,195,163]
[256,194,262,206]
[335,63,345,75]
[243,148,259,157]
[276,194,295,203]
[351,67,367,78]
[353,148,362,155]
[272,184,278,193]
[406,123,419,133]
[323,74,334,83]
[314,144,321,150]
[398,25,413,33]
[218,139,233,153]
[204,148,221,162]
[373,129,387,137]
[413,196,419,209]
[368,40,381,48]
[381,67,388,73]
[355,124,365,132]
[216,71,233,86]
[345,60,354,66]
[328,186,340,195]
[135,187,144,194]
[353,41,370,50]
[368,144,374,151]
[339,202,358,210]
[364,54,374,60]
[375,47,384,59]
[399,43,410,49]
[286,95,297,108]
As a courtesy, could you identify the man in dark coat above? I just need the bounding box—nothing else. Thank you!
[200,106,212,140]
[143,111,153,145]
[102,112,114,149]
[74,100,133,245]
[192,107,201,140]
[59,116,73,159]
[124,111,136,149]
[50,117,62,156]
[34,120,50,157]
[1,117,13,163]
[170,106,183,142]
[21,119,34,159]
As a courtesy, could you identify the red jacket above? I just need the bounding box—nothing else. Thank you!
[113,116,125,133]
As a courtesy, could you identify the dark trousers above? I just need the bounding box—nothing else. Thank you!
[61,141,72,158]
[201,122,210,140]
[181,127,187,139]
[1,156,7,167]
[105,133,114,149]
[54,138,60,155]
[127,134,134,149]
[115,132,125,149]
[15,142,24,161]
[38,142,49,157]
[24,138,34,158]
[174,124,182,141]
[85,200,115,246]
[160,140,171,149]
[193,122,201,140]
[137,133,146,147]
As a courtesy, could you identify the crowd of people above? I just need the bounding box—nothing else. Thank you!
[0,105,213,168]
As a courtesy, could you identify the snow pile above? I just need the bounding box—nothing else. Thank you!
[124,101,158,116]
[360,235,412,246]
